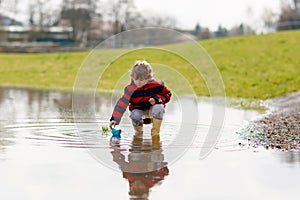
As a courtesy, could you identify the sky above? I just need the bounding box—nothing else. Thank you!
[2,0,283,33]
[133,0,282,32]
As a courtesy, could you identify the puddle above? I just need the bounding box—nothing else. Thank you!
[0,88,300,200]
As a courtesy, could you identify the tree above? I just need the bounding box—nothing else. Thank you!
[130,10,177,29]
[0,0,20,23]
[194,23,201,37]
[105,0,137,33]
[104,0,177,32]
[277,0,300,30]
[59,0,97,46]
[262,7,279,32]
[229,23,255,36]
[214,25,228,38]
[199,28,211,39]
[28,0,59,28]
[143,15,177,28]
[294,0,300,11]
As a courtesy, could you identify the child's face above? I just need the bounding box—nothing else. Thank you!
[133,78,149,88]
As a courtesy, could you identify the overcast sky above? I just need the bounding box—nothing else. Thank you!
[134,0,282,32]
[3,0,283,32]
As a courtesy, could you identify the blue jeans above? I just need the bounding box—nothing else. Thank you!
[130,104,165,126]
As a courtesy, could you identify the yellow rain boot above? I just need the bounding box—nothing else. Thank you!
[133,125,143,146]
[151,118,162,149]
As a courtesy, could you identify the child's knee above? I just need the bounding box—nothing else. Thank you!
[130,109,144,126]
[150,104,165,119]
[130,110,143,120]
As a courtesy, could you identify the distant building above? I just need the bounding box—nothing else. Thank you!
[0,26,29,42]
[35,26,73,46]
[0,14,23,26]
[277,1,300,31]
[176,29,198,41]
[0,15,28,42]
[228,24,255,36]
[213,25,228,38]
[0,12,75,45]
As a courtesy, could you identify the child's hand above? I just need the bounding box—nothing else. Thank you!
[149,98,156,105]
[109,120,116,129]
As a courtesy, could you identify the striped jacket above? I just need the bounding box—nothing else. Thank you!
[110,79,172,124]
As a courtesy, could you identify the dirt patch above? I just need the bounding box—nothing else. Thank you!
[239,91,300,151]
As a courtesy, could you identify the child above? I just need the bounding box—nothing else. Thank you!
[109,60,172,147]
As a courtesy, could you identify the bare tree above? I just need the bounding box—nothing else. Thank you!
[129,10,177,29]
[59,0,97,46]
[0,0,20,23]
[228,23,255,36]
[262,7,279,32]
[199,28,211,39]
[28,0,59,28]
[140,14,177,29]
[261,0,300,31]
[11,0,19,19]
[102,0,177,34]
[294,0,300,11]
[277,0,300,30]
[105,0,137,33]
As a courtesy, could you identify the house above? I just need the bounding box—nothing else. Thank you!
[0,25,29,42]
[35,26,74,46]
[0,14,23,26]
[0,14,28,42]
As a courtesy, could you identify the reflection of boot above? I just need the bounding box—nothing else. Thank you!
[152,135,160,149]
[134,125,143,137]
[133,125,143,146]
[151,118,162,149]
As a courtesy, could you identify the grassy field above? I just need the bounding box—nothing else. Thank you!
[202,30,300,99]
[0,30,300,100]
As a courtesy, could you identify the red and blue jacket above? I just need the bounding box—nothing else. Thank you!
[110,79,172,124]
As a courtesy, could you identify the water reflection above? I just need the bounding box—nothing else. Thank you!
[276,151,300,164]
[1,88,300,199]
[0,130,14,156]
[0,88,15,155]
[110,137,169,200]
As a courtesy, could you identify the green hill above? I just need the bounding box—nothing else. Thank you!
[201,30,300,99]
[0,30,299,100]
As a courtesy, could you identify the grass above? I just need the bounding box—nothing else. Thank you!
[201,30,300,99]
[0,52,88,91]
[0,30,300,100]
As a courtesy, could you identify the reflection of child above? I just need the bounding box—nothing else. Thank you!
[124,166,169,199]
[109,60,172,146]
[110,138,169,199]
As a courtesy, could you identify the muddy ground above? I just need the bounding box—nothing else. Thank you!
[239,91,300,151]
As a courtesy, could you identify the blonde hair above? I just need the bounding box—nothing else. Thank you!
[130,60,153,80]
